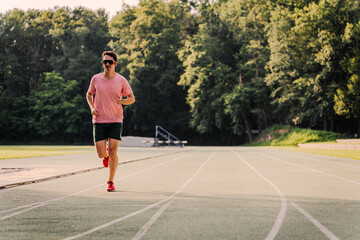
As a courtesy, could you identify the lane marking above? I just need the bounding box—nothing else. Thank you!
[0,184,104,220]
[259,153,360,185]
[232,149,287,240]
[131,200,174,240]
[0,151,197,221]
[62,150,217,240]
[131,150,218,240]
[291,202,341,240]
[0,151,184,190]
[0,202,43,214]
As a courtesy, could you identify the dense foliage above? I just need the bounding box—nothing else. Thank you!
[0,0,359,145]
[250,124,341,146]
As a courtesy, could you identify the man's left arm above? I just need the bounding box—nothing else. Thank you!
[118,93,135,105]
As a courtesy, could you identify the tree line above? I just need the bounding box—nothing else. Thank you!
[0,0,359,145]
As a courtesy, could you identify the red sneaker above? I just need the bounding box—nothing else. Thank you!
[103,156,109,167]
[107,181,115,191]
[103,147,109,167]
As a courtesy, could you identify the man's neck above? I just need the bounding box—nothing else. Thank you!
[103,71,115,79]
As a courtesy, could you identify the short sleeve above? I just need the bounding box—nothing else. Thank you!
[88,76,96,94]
[122,78,133,96]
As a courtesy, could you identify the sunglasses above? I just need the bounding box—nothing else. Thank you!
[103,60,115,65]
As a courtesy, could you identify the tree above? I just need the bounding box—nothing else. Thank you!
[1,1,359,144]
[221,0,272,133]
[178,0,240,141]
[265,0,352,130]
[28,72,87,142]
[49,7,111,92]
[48,7,112,141]
[110,0,193,137]
[179,0,273,143]
[334,28,360,134]
[0,9,54,141]
[224,84,253,142]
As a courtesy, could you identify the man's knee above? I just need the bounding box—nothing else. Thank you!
[97,149,107,158]
[109,148,118,157]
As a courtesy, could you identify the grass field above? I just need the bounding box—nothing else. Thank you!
[0,146,94,160]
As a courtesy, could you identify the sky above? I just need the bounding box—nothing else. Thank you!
[0,0,140,19]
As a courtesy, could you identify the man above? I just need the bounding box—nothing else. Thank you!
[86,51,135,191]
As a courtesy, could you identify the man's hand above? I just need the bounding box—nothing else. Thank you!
[117,96,123,105]
[91,107,99,116]
[86,92,98,116]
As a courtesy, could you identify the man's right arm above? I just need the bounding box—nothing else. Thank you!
[86,92,98,116]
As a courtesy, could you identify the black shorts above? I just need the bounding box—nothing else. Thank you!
[93,123,123,142]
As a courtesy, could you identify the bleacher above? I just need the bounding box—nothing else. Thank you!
[141,140,188,147]
[154,125,187,147]
[122,126,187,148]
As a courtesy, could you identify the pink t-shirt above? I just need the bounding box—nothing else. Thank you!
[88,73,133,123]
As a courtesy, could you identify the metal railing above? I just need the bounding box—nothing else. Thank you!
[155,125,186,147]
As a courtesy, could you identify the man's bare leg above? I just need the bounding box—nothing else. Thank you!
[108,138,120,182]
[95,139,108,159]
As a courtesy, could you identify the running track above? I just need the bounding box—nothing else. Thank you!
[1,147,360,239]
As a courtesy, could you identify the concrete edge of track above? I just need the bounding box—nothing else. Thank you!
[0,150,185,190]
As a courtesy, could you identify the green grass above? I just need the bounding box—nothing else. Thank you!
[247,125,360,160]
[0,145,94,159]
[251,125,340,146]
[271,129,339,146]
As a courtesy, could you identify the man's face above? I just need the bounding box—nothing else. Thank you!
[102,55,117,72]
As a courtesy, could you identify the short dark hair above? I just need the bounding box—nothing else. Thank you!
[102,51,117,62]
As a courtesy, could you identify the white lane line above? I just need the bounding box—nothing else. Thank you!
[0,184,104,221]
[291,202,341,240]
[0,202,43,214]
[131,150,218,240]
[0,152,197,221]
[232,149,287,240]
[62,150,217,240]
[131,199,174,240]
[260,153,360,185]
[0,151,183,190]
[0,152,183,215]
[0,181,107,215]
